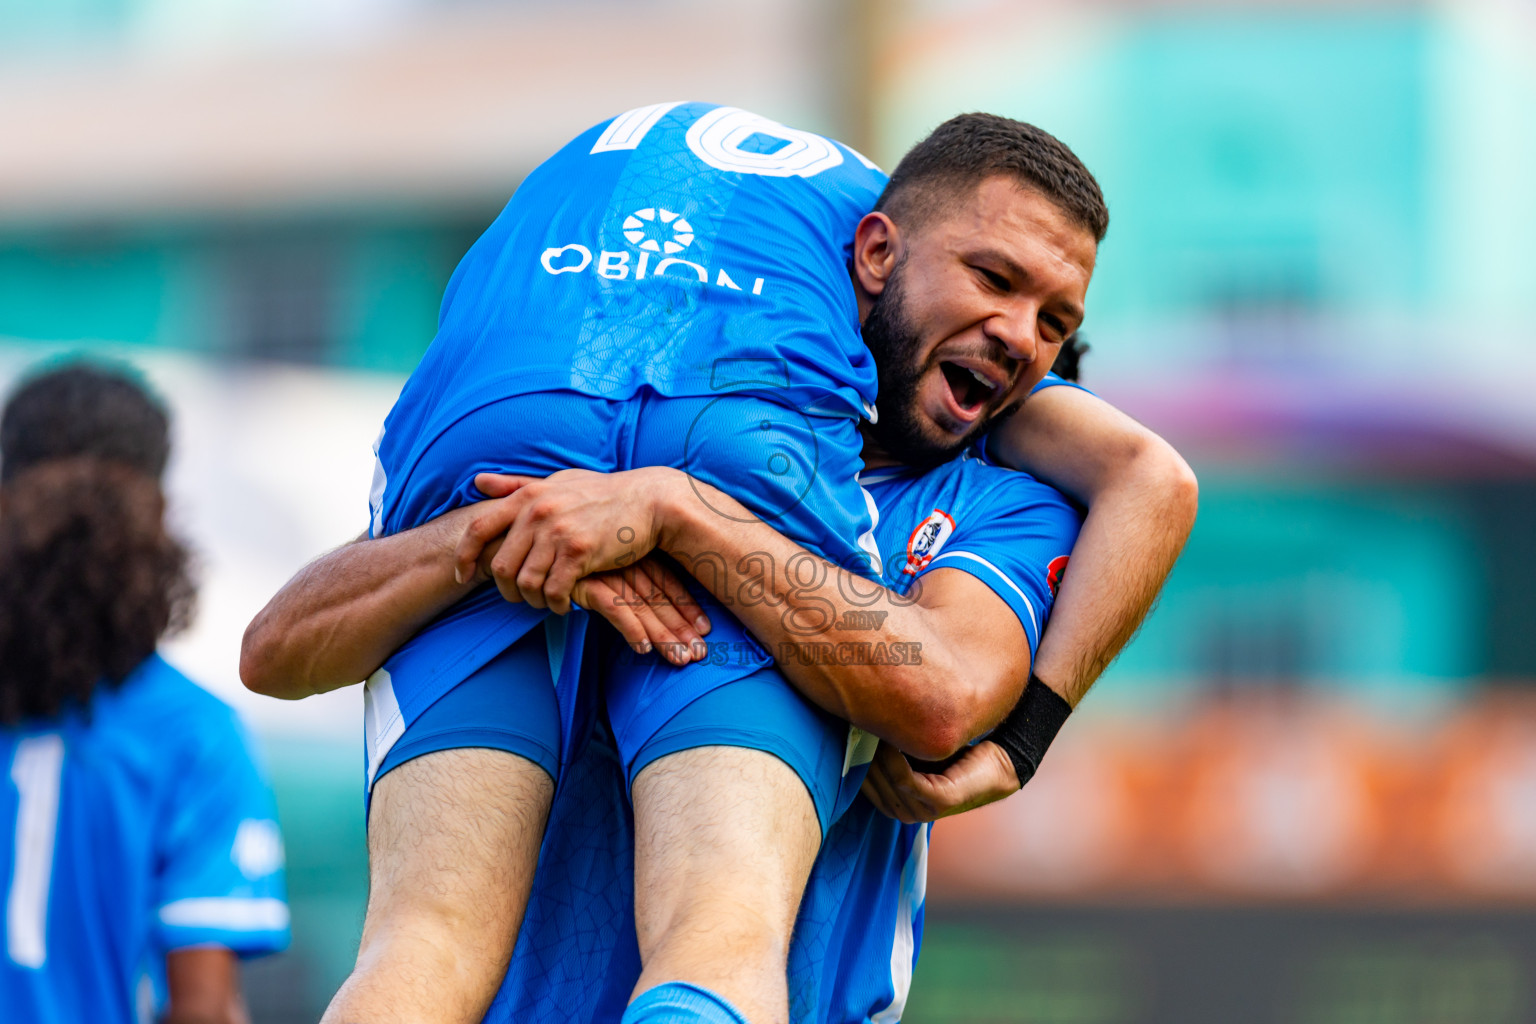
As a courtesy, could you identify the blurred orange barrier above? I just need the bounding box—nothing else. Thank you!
[928,690,1536,904]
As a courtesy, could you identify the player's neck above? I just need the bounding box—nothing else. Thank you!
[858,424,900,470]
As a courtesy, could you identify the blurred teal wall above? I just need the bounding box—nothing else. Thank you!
[879,6,1536,337]
[0,221,480,373]
[1107,475,1484,703]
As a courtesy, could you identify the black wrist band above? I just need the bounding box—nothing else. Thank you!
[990,674,1072,789]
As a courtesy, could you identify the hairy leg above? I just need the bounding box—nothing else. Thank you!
[630,746,821,1024]
[321,748,554,1024]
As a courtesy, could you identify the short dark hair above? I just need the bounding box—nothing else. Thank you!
[1,360,171,483]
[875,112,1108,243]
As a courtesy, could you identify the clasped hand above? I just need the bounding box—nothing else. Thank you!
[860,741,1022,823]
[453,467,711,665]
[452,467,1030,822]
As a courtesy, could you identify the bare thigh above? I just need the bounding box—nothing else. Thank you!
[320,747,554,1024]
[630,745,821,1024]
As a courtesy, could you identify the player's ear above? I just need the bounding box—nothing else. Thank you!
[851,212,902,299]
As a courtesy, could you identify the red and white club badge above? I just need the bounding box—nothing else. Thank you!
[904,509,956,575]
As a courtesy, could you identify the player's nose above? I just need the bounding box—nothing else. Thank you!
[986,301,1038,365]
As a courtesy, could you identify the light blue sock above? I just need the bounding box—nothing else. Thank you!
[620,982,751,1024]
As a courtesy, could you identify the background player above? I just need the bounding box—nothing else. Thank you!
[0,362,290,1024]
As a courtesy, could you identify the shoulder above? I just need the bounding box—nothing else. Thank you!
[113,653,249,744]
[946,446,1083,526]
[1029,372,1093,398]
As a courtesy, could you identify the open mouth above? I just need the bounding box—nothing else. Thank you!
[939,361,1000,417]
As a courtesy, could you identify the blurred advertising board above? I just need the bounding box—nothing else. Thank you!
[930,691,1536,904]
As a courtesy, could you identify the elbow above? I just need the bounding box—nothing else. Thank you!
[901,718,969,763]
[1167,449,1200,536]
[238,628,275,697]
[239,618,297,699]
[887,669,978,762]
[896,664,1028,761]
[1136,434,1200,536]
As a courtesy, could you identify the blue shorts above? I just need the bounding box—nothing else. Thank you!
[629,667,851,837]
[364,387,878,788]
[367,618,867,834]
[368,628,560,800]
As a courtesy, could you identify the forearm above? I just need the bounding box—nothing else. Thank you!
[989,387,1198,703]
[1032,442,1196,703]
[162,948,247,1024]
[240,512,479,699]
[654,473,995,759]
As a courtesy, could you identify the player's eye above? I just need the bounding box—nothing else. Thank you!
[1040,314,1067,341]
[974,266,1009,291]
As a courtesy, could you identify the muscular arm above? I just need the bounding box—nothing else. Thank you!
[240,512,480,699]
[162,948,247,1024]
[862,385,1198,820]
[987,384,1198,704]
[467,469,1032,762]
[241,511,709,699]
[666,485,1029,760]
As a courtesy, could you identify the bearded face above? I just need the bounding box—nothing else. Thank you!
[861,259,1021,468]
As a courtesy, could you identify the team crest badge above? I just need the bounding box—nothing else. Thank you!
[1047,554,1070,596]
[904,509,955,575]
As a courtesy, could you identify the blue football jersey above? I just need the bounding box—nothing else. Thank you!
[372,101,886,537]
[0,654,289,1024]
[791,443,1082,1023]
[491,445,1081,1023]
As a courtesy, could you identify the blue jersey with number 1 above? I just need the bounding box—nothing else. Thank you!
[0,655,289,1024]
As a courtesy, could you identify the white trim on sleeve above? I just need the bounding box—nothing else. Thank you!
[159,897,290,933]
[927,550,1039,640]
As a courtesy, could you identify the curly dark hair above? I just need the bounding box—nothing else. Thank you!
[0,361,194,724]
[876,112,1108,243]
[0,459,194,723]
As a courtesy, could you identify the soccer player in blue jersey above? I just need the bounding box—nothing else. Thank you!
[251,108,1196,1024]
[249,358,1193,1024]
[0,363,289,1024]
[249,105,1116,1024]
[466,373,1094,1024]
[465,372,1124,1024]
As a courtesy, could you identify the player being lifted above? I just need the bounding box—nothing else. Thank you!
[247,105,1164,1024]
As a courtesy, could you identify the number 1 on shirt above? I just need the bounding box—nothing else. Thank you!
[7,734,64,968]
